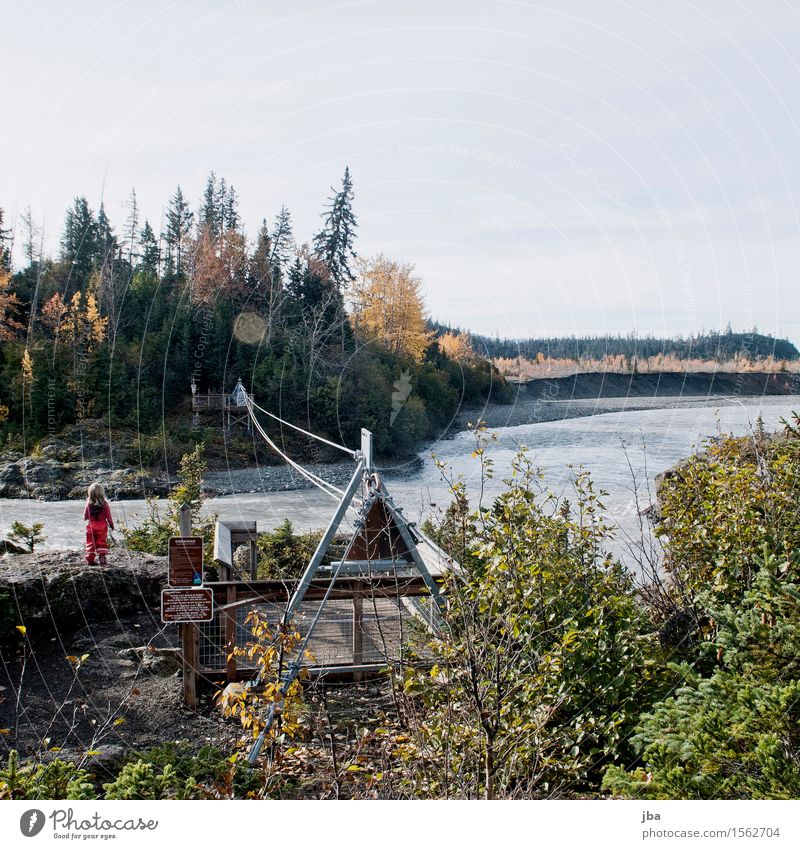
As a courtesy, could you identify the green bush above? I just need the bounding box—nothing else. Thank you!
[0,751,96,800]
[121,442,217,561]
[256,519,320,579]
[402,442,665,798]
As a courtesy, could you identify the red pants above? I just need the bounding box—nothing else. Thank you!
[85,521,109,563]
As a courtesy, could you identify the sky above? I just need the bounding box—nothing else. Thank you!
[3,0,799,341]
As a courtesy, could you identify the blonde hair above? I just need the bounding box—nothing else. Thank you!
[88,482,106,506]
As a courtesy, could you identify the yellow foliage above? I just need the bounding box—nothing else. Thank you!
[350,254,433,362]
[21,349,33,383]
[438,331,475,363]
[495,354,800,380]
[84,292,107,348]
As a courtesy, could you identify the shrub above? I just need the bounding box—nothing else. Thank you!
[0,751,95,800]
[401,439,664,798]
[604,554,800,799]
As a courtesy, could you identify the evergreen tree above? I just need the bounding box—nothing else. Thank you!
[0,207,11,271]
[20,206,40,268]
[123,188,139,267]
[139,220,160,275]
[96,201,118,270]
[223,183,239,231]
[270,206,293,278]
[200,171,219,237]
[60,196,98,287]
[249,219,282,337]
[312,166,357,290]
[163,185,193,276]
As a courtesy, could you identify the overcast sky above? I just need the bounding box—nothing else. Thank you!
[3,0,799,341]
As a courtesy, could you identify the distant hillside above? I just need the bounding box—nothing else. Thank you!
[431,325,800,363]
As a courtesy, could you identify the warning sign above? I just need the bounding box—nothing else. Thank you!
[168,536,204,587]
[161,588,214,623]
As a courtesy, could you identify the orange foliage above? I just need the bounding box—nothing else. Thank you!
[189,226,248,304]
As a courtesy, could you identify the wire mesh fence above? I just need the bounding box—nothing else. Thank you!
[198,592,432,675]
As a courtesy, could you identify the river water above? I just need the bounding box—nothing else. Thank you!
[2,397,798,564]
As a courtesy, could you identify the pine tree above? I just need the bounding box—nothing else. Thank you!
[223,184,239,231]
[0,207,12,271]
[20,206,40,268]
[249,219,283,337]
[163,186,193,276]
[270,206,293,278]
[123,188,139,267]
[96,201,118,270]
[312,166,357,290]
[139,220,160,275]
[200,172,219,238]
[60,196,98,286]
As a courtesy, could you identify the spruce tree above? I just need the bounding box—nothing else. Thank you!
[270,206,293,278]
[223,184,239,231]
[200,171,219,237]
[139,220,160,275]
[0,207,11,271]
[163,185,193,276]
[312,166,357,290]
[61,196,99,287]
[96,201,118,270]
[123,188,140,267]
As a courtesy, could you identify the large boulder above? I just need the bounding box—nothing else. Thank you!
[0,549,168,636]
[0,461,25,497]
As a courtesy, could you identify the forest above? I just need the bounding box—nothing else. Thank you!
[3,418,800,799]
[438,323,800,364]
[0,170,506,463]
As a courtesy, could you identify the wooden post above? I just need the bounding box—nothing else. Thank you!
[352,595,364,682]
[182,623,198,708]
[179,503,197,707]
[249,539,258,581]
[178,504,191,537]
[226,584,237,682]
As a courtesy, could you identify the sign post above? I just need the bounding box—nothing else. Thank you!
[167,508,209,709]
[161,587,214,623]
[168,536,204,586]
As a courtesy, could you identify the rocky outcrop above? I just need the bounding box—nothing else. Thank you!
[0,449,170,500]
[0,549,167,636]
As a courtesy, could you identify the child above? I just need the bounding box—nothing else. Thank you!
[84,482,114,566]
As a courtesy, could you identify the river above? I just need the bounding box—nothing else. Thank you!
[2,397,798,563]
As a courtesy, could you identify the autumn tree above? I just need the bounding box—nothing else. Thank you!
[438,330,475,363]
[0,267,22,340]
[350,254,432,361]
[0,207,12,271]
[189,226,248,305]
